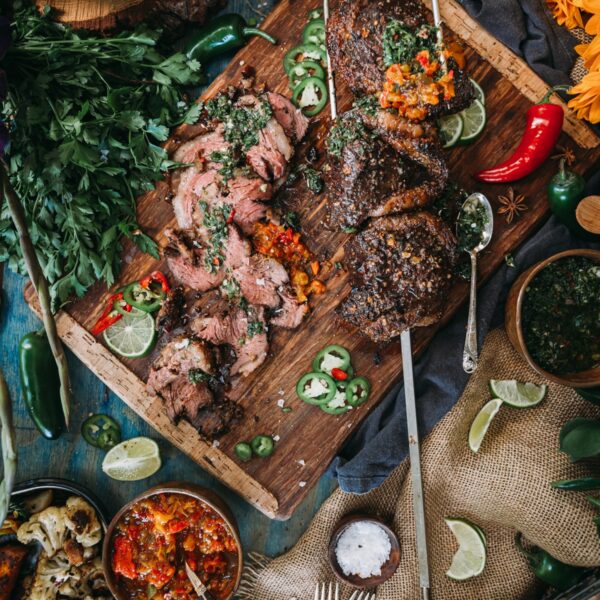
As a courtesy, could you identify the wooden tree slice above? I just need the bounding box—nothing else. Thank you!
[38,0,225,31]
[576,195,600,234]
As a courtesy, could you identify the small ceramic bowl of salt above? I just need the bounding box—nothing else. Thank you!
[328,514,400,588]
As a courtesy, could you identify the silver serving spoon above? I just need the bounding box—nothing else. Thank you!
[185,561,213,600]
[457,193,494,374]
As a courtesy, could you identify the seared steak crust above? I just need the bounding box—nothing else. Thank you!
[339,212,457,342]
[327,0,474,116]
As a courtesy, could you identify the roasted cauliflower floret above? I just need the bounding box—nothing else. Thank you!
[24,551,72,600]
[17,506,68,557]
[65,496,102,548]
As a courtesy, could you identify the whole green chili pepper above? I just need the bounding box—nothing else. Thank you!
[547,159,587,237]
[185,14,277,63]
[19,331,65,440]
[551,477,600,491]
[515,533,588,591]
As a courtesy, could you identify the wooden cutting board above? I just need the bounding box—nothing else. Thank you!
[26,0,600,520]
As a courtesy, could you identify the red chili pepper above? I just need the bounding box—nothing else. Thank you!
[226,207,236,224]
[276,228,294,245]
[112,536,137,579]
[140,271,171,293]
[91,292,130,336]
[167,519,188,534]
[474,86,568,183]
[331,368,349,381]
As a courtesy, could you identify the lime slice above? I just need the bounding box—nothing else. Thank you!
[103,308,157,358]
[459,99,486,142]
[489,379,547,408]
[468,398,503,452]
[102,437,161,481]
[438,113,464,148]
[445,518,487,580]
[470,78,485,105]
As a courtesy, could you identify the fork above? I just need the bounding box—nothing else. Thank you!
[314,582,340,600]
[348,592,376,600]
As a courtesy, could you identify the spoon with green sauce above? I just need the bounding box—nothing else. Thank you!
[457,193,494,373]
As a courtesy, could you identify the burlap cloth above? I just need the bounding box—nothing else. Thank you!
[238,328,600,600]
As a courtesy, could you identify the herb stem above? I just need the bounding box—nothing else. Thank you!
[0,163,71,426]
[0,367,17,525]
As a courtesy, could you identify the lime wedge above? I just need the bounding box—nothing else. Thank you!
[468,398,503,452]
[102,437,161,481]
[438,113,464,148]
[103,308,157,358]
[489,379,547,408]
[470,78,485,105]
[445,518,487,580]
[459,99,486,142]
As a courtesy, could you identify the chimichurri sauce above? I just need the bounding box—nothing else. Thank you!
[457,197,489,252]
[522,257,600,375]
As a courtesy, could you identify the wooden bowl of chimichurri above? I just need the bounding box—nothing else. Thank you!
[506,249,600,388]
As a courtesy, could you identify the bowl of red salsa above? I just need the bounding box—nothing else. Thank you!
[103,483,243,600]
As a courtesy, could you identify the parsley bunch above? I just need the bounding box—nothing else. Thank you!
[0,5,204,304]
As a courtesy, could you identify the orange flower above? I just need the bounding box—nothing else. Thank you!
[546,0,585,28]
[575,34,600,70]
[568,70,600,123]
[572,0,600,33]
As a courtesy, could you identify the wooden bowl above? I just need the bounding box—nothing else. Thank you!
[102,482,243,600]
[505,248,600,388]
[328,514,400,588]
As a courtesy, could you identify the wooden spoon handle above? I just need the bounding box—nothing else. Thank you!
[576,195,600,234]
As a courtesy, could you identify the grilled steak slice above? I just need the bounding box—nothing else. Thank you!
[173,124,229,165]
[192,306,269,377]
[270,287,309,329]
[267,92,310,142]
[147,337,242,439]
[327,0,473,116]
[325,110,447,229]
[338,212,457,342]
[157,285,187,333]
[165,226,250,293]
[232,255,289,308]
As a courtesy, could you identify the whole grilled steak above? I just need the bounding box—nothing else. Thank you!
[325,110,447,229]
[338,212,457,342]
[327,0,474,117]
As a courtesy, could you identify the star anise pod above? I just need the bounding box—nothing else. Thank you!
[551,144,576,166]
[498,188,528,224]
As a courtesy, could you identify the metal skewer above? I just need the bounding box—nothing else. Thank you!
[323,0,337,120]
[401,330,430,600]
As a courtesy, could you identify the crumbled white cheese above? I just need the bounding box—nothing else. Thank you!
[299,481,307,488]
[298,459,306,467]
[303,377,331,399]
[273,435,281,442]
[256,278,266,286]
[278,389,285,395]
[328,388,347,409]
[320,352,346,374]
[212,440,220,448]
[277,399,285,408]
[174,338,190,350]
[335,521,392,579]
[260,184,269,193]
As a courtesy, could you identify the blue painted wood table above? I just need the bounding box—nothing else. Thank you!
[0,0,337,560]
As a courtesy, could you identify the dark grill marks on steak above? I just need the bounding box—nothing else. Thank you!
[338,213,457,342]
[157,285,187,333]
[146,337,242,439]
[192,306,269,377]
[325,109,448,229]
[327,0,474,117]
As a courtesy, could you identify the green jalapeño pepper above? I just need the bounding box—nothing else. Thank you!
[345,377,371,407]
[292,76,328,116]
[81,414,121,450]
[185,14,277,64]
[19,331,65,440]
[548,158,587,237]
[515,533,588,591]
[296,372,337,405]
[234,442,253,462]
[251,435,274,458]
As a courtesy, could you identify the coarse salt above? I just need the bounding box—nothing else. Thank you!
[335,521,391,579]
[277,399,285,408]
